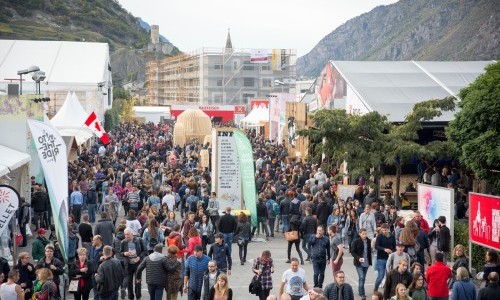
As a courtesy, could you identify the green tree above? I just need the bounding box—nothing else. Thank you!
[447,62,500,193]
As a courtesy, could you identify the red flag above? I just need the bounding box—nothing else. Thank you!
[84,112,110,144]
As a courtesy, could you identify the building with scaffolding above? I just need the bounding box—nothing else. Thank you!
[146,32,296,106]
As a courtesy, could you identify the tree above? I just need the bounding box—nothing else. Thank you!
[120,97,136,123]
[447,62,500,193]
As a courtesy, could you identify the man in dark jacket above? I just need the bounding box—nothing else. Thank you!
[35,244,64,299]
[351,228,372,300]
[32,185,49,229]
[437,216,451,261]
[207,233,232,274]
[383,259,413,299]
[374,224,395,291]
[94,212,115,246]
[280,194,291,232]
[478,272,500,300]
[323,270,355,300]
[136,244,181,300]
[251,198,270,240]
[200,261,221,300]
[301,208,318,261]
[120,228,148,300]
[183,245,210,300]
[95,245,124,300]
[308,225,331,288]
[90,235,105,300]
[218,207,237,255]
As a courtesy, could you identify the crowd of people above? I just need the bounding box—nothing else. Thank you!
[0,121,499,300]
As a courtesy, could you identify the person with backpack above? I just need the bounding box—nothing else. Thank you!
[386,241,411,273]
[266,194,279,238]
[166,224,185,260]
[251,197,270,241]
[142,219,164,254]
[120,228,148,300]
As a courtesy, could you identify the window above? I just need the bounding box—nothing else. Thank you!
[214,64,222,70]
[216,79,223,86]
[261,65,270,71]
[233,60,239,70]
[262,78,272,87]
[243,78,255,87]
[243,65,254,71]
[233,79,238,86]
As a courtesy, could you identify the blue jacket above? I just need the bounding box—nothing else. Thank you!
[308,235,330,261]
[185,254,210,292]
[208,242,232,271]
[451,279,476,300]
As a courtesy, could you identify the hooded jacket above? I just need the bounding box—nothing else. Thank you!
[136,251,180,287]
[166,231,185,259]
[94,218,115,246]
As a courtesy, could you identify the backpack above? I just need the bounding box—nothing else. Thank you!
[268,200,280,217]
[167,235,183,259]
[406,245,418,264]
[149,236,158,248]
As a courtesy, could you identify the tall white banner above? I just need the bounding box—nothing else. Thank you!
[0,185,20,236]
[27,119,69,262]
[215,130,241,210]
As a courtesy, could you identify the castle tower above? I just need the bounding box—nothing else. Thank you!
[151,25,160,44]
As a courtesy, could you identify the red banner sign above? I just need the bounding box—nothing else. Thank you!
[469,192,500,251]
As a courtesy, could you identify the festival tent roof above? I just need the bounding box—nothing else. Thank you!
[240,107,269,127]
[50,92,93,145]
[0,145,31,177]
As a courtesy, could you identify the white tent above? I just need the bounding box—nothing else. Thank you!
[50,92,93,145]
[240,107,269,128]
[0,145,31,177]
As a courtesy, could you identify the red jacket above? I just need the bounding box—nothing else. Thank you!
[414,217,430,234]
[426,261,452,297]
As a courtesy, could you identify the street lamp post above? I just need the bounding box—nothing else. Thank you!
[17,65,40,95]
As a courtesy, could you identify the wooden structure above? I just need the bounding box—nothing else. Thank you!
[173,109,212,146]
[284,102,308,160]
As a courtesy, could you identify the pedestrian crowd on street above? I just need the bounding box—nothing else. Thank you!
[1,121,499,300]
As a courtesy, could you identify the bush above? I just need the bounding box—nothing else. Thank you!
[104,108,119,132]
[454,220,487,272]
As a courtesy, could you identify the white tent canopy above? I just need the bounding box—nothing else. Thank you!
[240,107,269,128]
[50,92,93,145]
[0,145,31,177]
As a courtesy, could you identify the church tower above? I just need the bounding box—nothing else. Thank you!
[224,29,233,53]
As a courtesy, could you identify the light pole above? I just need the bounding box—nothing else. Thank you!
[32,71,46,94]
[17,65,40,95]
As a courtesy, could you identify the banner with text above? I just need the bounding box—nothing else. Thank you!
[0,185,20,236]
[215,130,241,211]
[469,193,500,251]
[234,131,257,227]
[27,120,69,262]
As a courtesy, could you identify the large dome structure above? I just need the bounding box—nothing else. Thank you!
[173,109,212,146]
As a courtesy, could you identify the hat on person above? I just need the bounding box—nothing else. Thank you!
[396,241,405,247]
[37,228,46,235]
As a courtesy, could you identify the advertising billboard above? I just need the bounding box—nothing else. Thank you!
[469,192,500,251]
[418,184,454,230]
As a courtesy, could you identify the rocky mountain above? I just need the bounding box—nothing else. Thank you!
[297,0,500,77]
[0,0,178,85]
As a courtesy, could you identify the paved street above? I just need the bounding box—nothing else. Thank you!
[19,209,376,300]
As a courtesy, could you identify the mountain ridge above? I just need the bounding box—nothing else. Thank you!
[297,0,500,77]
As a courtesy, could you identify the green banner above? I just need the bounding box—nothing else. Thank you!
[234,131,257,227]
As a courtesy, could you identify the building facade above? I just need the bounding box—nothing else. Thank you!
[146,46,296,106]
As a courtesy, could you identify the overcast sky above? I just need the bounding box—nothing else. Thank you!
[118,0,399,57]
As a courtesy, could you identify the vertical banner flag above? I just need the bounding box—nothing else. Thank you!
[27,120,69,262]
[234,131,257,227]
[0,185,20,236]
[250,49,268,63]
[469,193,500,251]
[84,112,110,145]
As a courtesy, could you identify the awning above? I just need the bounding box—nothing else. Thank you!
[0,145,31,177]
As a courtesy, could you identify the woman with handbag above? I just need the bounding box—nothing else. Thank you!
[68,248,92,300]
[343,209,358,249]
[285,216,304,265]
[33,268,57,300]
[251,250,274,300]
[235,213,251,265]
[451,267,476,300]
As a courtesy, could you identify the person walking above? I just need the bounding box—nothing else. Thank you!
[234,213,251,265]
[201,260,221,300]
[89,235,104,300]
[35,245,64,299]
[136,244,181,300]
[142,219,164,254]
[95,246,124,300]
[322,270,355,300]
[374,224,395,292]
[70,187,84,223]
[218,207,237,256]
[79,215,94,253]
[384,259,413,300]
[478,272,500,300]
[328,225,343,274]
[31,229,50,262]
[358,205,376,240]
[450,267,476,300]
[436,216,451,262]
[351,228,372,300]
[33,268,57,300]
[252,197,271,241]
[13,252,36,300]
[165,246,182,300]
[408,272,427,300]
[308,226,330,288]
[95,212,116,246]
[208,274,233,300]
[286,217,304,265]
[252,250,275,300]
[69,248,93,300]
[0,270,24,300]
[120,228,148,300]
[183,245,210,300]
[386,241,411,273]
[390,284,411,300]
[208,233,232,274]
[279,258,310,300]
[207,192,220,230]
[87,183,98,223]
[301,208,318,262]
[426,252,452,300]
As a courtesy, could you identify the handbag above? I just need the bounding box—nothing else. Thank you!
[237,237,245,246]
[285,230,299,242]
[248,275,262,295]
[68,280,79,293]
[207,233,215,244]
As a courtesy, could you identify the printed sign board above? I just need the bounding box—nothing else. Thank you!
[469,192,500,251]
